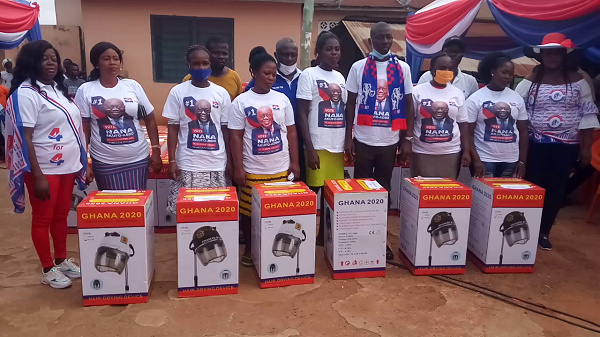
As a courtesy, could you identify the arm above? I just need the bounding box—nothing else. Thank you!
[345,91,357,163]
[144,113,162,173]
[459,122,471,167]
[167,123,180,180]
[297,99,318,170]
[222,125,233,180]
[82,120,94,184]
[399,93,414,164]
[514,120,529,178]
[467,122,484,177]
[229,129,246,187]
[24,127,50,201]
[287,125,300,179]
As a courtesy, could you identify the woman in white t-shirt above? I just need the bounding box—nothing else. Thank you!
[7,40,87,289]
[466,52,529,178]
[75,42,162,190]
[411,53,470,179]
[162,45,231,214]
[296,31,346,245]
[229,48,300,267]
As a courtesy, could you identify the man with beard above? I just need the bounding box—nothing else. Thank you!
[97,98,137,144]
[420,101,454,142]
[187,99,218,149]
[318,83,345,117]
[418,36,479,99]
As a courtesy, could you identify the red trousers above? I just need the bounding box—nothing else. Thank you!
[24,173,76,268]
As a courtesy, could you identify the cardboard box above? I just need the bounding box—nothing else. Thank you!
[176,187,239,297]
[149,149,174,227]
[399,178,471,275]
[397,166,411,208]
[68,181,97,228]
[251,182,317,288]
[324,179,388,279]
[77,190,155,306]
[468,178,545,273]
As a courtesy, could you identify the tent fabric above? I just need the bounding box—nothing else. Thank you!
[0,0,42,50]
[0,0,40,33]
[491,0,600,21]
[489,2,600,49]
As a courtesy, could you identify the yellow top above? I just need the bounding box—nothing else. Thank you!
[182,68,243,101]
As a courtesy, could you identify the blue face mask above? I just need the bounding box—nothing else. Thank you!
[371,49,392,60]
[189,68,212,81]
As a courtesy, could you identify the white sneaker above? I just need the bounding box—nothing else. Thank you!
[55,258,81,278]
[42,267,72,289]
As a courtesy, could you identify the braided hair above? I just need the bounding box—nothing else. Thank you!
[249,47,276,77]
[477,52,512,84]
[185,44,210,64]
[9,40,70,100]
[526,50,572,115]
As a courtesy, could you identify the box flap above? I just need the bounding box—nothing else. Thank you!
[176,187,238,223]
[324,179,388,194]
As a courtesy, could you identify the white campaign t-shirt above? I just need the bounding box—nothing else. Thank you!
[17,80,83,174]
[296,66,347,153]
[412,82,467,155]
[162,81,230,172]
[418,69,479,99]
[75,79,154,164]
[346,58,413,147]
[228,89,295,175]
[466,86,528,163]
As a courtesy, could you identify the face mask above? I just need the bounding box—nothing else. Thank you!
[371,49,392,60]
[189,68,212,81]
[434,70,454,85]
[278,63,297,76]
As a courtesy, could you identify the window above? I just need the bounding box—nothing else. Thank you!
[150,15,234,83]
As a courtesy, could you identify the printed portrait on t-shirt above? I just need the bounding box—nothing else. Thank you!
[185,97,219,151]
[372,79,392,127]
[94,97,138,145]
[246,105,283,155]
[317,80,345,128]
[419,99,454,143]
[482,101,516,143]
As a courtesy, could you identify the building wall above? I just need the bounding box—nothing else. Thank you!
[81,0,302,123]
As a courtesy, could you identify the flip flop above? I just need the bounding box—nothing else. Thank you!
[241,256,254,267]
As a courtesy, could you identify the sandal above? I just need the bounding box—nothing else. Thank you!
[241,255,254,267]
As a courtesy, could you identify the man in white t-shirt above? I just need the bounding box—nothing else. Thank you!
[345,22,414,261]
[418,36,479,99]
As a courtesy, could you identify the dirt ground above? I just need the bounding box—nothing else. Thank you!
[1,176,599,337]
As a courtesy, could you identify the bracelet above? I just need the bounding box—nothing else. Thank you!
[519,161,525,165]
[151,145,161,149]
[169,160,176,163]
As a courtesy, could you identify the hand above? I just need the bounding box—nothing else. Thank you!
[34,175,51,201]
[85,169,95,185]
[344,140,355,164]
[461,152,471,167]
[225,162,233,181]
[288,162,301,181]
[513,162,526,178]
[473,160,485,178]
[580,147,592,167]
[398,140,412,165]
[169,162,180,181]
[234,168,247,187]
[151,151,162,173]
[307,149,320,170]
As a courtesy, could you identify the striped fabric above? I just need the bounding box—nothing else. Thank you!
[239,171,288,217]
[92,157,150,190]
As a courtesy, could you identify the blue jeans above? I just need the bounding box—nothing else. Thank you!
[483,161,517,177]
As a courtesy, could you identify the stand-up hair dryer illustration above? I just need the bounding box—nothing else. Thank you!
[189,226,227,287]
[272,220,306,275]
[95,232,135,292]
[426,212,459,266]
[499,211,529,265]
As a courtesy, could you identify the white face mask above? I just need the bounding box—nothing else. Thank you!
[278,63,297,76]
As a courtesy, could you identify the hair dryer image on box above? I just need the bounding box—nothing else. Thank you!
[95,232,135,292]
[272,220,306,275]
[189,226,227,287]
[426,212,459,266]
[499,211,529,265]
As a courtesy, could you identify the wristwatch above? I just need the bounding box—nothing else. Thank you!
[404,136,415,143]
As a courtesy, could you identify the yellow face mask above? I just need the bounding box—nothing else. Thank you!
[434,70,454,85]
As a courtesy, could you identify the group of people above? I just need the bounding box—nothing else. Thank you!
[4,23,598,289]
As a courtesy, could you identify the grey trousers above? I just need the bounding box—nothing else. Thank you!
[410,152,461,180]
